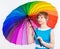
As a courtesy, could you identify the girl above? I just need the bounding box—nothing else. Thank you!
[28,11,55,49]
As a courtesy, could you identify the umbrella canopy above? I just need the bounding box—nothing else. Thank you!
[2,1,58,45]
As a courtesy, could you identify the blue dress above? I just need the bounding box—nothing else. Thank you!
[34,28,52,49]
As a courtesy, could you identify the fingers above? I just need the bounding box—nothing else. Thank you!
[37,36,42,40]
[36,36,43,42]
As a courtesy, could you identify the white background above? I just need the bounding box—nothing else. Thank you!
[0,0,60,49]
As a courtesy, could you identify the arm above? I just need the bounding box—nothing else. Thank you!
[37,29,55,48]
[27,22,34,44]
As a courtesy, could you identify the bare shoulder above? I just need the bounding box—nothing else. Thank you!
[50,29,54,36]
[51,29,54,33]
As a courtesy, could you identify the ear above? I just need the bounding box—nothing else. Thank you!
[47,18,48,21]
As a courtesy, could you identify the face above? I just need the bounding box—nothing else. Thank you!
[37,15,47,25]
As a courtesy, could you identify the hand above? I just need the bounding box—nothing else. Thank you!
[37,36,43,43]
[28,22,32,27]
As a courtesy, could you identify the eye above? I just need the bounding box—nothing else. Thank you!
[41,16,43,19]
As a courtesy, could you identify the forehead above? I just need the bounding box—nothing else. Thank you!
[38,14,44,17]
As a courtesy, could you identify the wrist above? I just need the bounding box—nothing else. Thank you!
[41,40,45,44]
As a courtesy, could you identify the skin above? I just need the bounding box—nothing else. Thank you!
[28,15,55,49]
[27,22,34,44]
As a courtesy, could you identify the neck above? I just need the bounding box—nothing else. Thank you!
[40,23,48,29]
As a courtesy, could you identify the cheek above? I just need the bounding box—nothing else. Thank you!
[37,18,46,23]
[37,18,43,24]
[42,18,46,22]
[37,18,41,21]
[37,19,41,23]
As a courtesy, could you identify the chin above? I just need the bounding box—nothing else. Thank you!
[39,23,42,25]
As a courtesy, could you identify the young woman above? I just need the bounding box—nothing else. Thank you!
[28,12,55,49]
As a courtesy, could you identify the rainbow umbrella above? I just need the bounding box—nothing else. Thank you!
[2,1,58,45]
